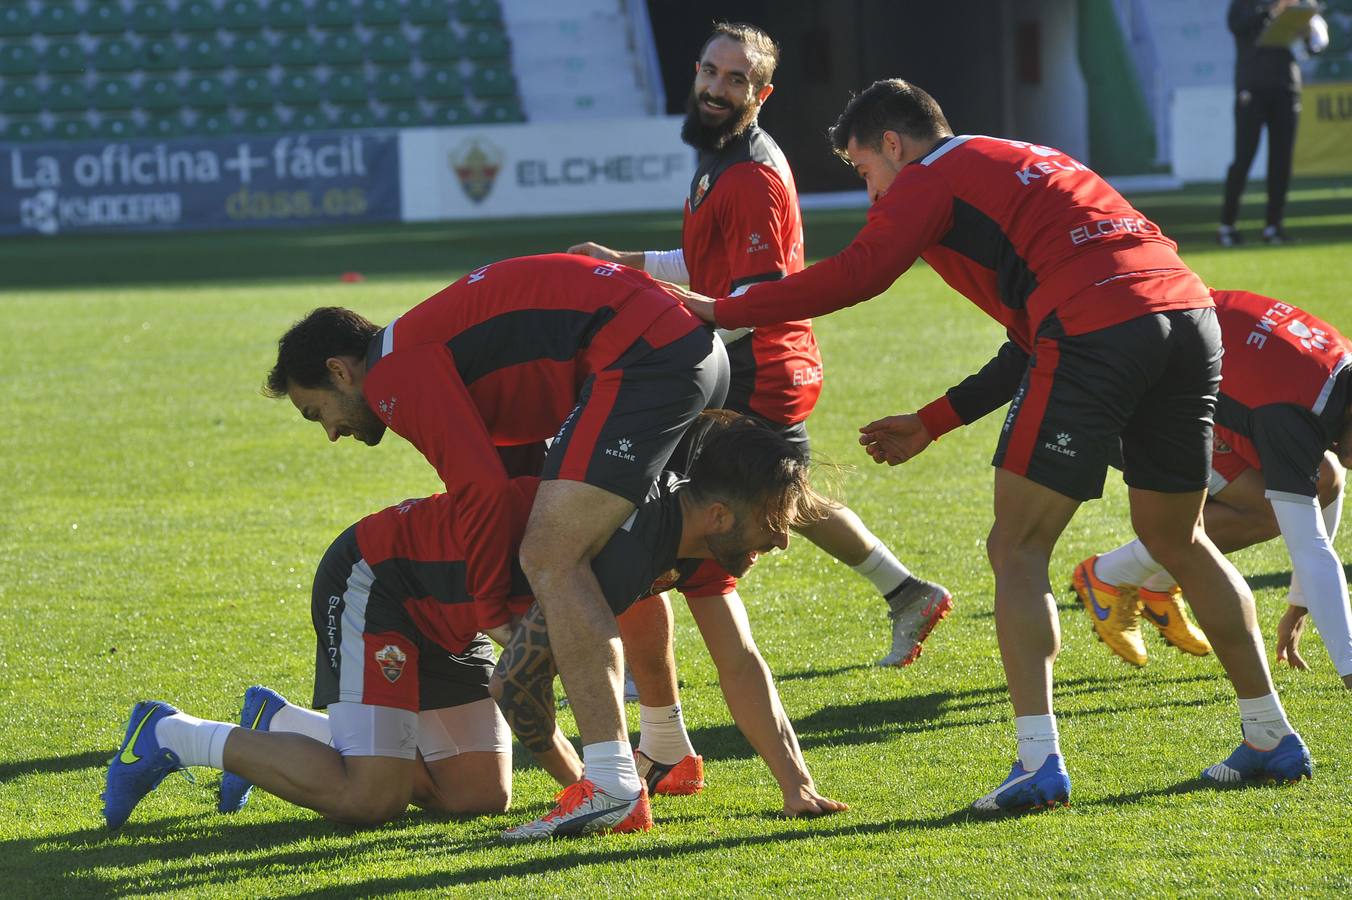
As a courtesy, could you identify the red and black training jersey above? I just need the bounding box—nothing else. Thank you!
[684,126,821,425]
[1212,289,1352,497]
[714,135,1212,347]
[353,473,735,652]
[361,253,703,630]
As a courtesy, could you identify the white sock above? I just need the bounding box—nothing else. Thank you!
[1094,541,1164,587]
[636,704,696,764]
[1288,491,1343,606]
[270,702,333,744]
[853,539,911,597]
[155,712,236,769]
[1238,693,1295,751]
[1142,571,1177,593]
[583,740,644,798]
[1015,714,1060,771]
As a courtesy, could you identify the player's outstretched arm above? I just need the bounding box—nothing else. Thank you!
[859,414,934,466]
[686,590,848,817]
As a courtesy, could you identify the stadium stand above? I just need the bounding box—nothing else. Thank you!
[0,0,529,141]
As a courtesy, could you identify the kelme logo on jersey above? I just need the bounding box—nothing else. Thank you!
[747,231,770,254]
[376,396,397,424]
[605,437,637,462]
[1288,320,1330,352]
[375,644,407,683]
[1044,432,1077,458]
[450,138,504,204]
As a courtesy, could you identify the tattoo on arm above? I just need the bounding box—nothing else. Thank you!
[490,604,560,754]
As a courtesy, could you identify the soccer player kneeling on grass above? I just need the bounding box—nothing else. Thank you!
[1076,289,1352,692]
[671,79,1313,811]
[102,493,529,829]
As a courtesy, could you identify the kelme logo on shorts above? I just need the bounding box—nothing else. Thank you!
[375,644,407,683]
[1044,432,1077,458]
[605,437,637,462]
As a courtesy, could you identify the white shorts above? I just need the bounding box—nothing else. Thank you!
[327,697,509,762]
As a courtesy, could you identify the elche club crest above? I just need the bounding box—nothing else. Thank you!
[450,138,505,204]
[691,173,711,208]
[374,644,407,683]
[648,567,681,595]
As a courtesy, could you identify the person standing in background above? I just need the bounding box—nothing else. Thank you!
[1219,0,1328,247]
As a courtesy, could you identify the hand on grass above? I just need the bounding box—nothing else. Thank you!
[859,414,933,465]
[782,784,849,817]
[1275,605,1310,670]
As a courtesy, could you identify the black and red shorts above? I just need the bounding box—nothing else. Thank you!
[542,325,729,505]
[311,526,496,713]
[993,307,1220,501]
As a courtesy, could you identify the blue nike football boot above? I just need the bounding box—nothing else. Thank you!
[1202,733,1313,785]
[103,700,182,829]
[971,754,1070,813]
[218,685,287,813]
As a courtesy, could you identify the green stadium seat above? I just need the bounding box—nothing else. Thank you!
[265,0,310,30]
[0,5,33,37]
[361,0,404,25]
[129,2,175,33]
[322,68,366,102]
[230,34,274,69]
[312,0,357,27]
[382,103,426,127]
[96,115,138,139]
[35,3,82,35]
[371,68,417,100]
[5,115,44,141]
[1,42,41,75]
[139,37,181,70]
[318,31,364,65]
[418,29,466,61]
[185,75,229,107]
[408,0,451,25]
[193,110,233,136]
[140,112,185,138]
[182,36,228,70]
[288,104,330,130]
[239,108,280,133]
[469,63,515,97]
[232,73,274,106]
[276,70,320,103]
[138,76,181,109]
[92,78,135,109]
[86,2,128,33]
[464,25,510,59]
[427,102,473,126]
[420,66,465,98]
[40,39,83,74]
[176,0,222,32]
[454,0,502,23]
[0,79,42,113]
[93,39,138,72]
[478,97,523,123]
[49,115,92,140]
[332,104,374,128]
[277,33,320,66]
[367,29,413,63]
[44,78,89,111]
[220,0,264,29]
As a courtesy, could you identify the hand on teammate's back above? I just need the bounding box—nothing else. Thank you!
[655,281,718,323]
[858,414,933,466]
[566,241,622,263]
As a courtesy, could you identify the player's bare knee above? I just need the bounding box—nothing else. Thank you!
[1317,453,1344,507]
[446,783,511,815]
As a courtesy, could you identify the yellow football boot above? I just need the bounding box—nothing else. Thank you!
[1139,586,1212,656]
[1072,556,1147,667]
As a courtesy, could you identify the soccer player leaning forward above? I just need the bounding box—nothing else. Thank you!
[673,79,1312,811]
[103,492,527,828]
[569,22,952,669]
[1076,289,1352,689]
[266,254,727,834]
[495,414,847,839]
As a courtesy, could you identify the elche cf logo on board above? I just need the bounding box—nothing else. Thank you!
[374,644,407,683]
[450,138,505,204]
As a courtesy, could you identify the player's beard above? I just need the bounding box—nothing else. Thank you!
[705,518,765,578]
[681,87,760,154]
[340,390,387,446]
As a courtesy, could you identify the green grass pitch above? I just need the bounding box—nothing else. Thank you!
[2,178,1351,897]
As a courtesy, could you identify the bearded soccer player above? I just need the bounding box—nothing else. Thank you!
[102,487,527,829]
[672,79,1312,811]
[266,254,727,836]
[495,414,847,839]
[1075,290,1352,689]
[569,23,951,669]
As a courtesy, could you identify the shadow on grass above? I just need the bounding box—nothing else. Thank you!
[0,750,110,782]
